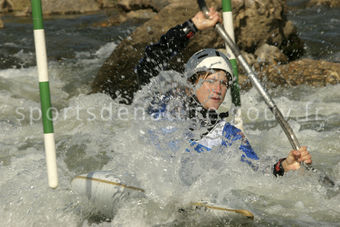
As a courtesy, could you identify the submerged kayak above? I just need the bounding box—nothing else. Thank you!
[71,171,254,219]
[71,171,145,217]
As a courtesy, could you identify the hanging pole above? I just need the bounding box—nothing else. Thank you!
[31,0,58,188]
[222,0,243,130]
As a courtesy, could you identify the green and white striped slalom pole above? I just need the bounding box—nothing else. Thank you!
[222,0,243,130]
[32,0,58,188]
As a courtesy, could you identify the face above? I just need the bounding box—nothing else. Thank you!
[194,70,228,110]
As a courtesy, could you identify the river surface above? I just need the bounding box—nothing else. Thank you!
[0,4,339,227]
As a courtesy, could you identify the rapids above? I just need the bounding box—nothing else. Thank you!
[0,6,339,227]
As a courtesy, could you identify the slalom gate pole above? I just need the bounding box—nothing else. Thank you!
[197,0,335,187]
[31,0,58,188]
[222,0,243,130]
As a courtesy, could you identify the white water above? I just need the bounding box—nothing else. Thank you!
[1,41,339,225]
[1,14,340,227]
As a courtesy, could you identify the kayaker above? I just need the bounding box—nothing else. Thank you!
[135,8,312,177]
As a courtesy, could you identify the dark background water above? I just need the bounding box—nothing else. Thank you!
[0,12,140,69]
[0,4,339,71]
[287,2,340,62]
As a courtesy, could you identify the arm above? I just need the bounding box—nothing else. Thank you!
[222,123,313,176]
[136,8,221,87]
[135,20,197,86]
[240,139,313,176]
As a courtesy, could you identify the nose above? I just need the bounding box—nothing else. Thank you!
[212,81,222,94]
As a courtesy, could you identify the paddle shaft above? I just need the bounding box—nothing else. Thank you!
[200,4,300,150]
[197,0,335,186]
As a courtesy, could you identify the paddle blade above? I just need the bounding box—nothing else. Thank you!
[192,202,254,219]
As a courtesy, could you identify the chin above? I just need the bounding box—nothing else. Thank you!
[206,103,221,110]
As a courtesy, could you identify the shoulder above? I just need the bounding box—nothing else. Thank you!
[222,122,246,141]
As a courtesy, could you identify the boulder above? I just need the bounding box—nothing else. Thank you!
[232,0,304,59]
[240,50,256,66]
[92,0,304,103]
[1,0,101,15]
[0,0,33,15]
[117,0,170,12]
[255,43,288,65]
[99,0,169,27]
[40,0,100,15]
[97,0,116,8]
[125,8,156,19]
[307,0,340,8]
[239,59,340,89]
[95,8,156,27]
[0,0,29,13]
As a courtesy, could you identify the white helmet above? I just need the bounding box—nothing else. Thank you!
[184,48,233,81]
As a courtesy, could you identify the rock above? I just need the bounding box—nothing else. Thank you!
[283,20,296,39]
[255,43,288,65]
[99,8,156,27]
[307,0,340,8]
[0,17,3,28]
[0,0,28,12]
[240,50,256,66]
[97,0,116,8]
[117,0,170,12]
[126,9,156,19]
[104,9,156,26]
[1,0,167,17]
[242,59,340,88]
[102,0,170,26]
[92,0,304,103]
[13,7,30,16]
[1,0,101,15]
[41,0,100,15]
[235,0,304,60]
